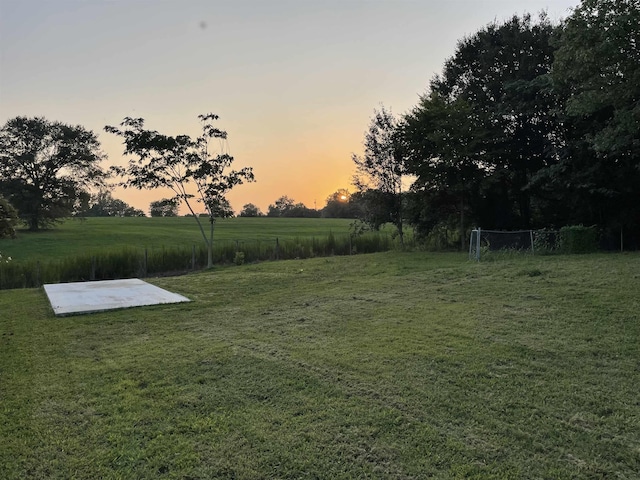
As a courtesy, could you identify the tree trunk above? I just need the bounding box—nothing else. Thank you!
[207,217,215,268]
[460,196,465,251]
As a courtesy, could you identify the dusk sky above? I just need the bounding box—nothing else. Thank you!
[1,0,579,215]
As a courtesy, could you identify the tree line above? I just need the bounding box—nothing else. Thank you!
[353,0,639,249]
[2,0,638,251]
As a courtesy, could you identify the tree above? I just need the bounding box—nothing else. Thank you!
[352,106,406,243]
[267,195,295,217]
[322,189,355,218]
[149,198,178,217]
[401,14,562,248]
[402,93,485,247]
[239,203,262,217]
[267,196,319,217]
[549,0,640,245]
[349,189,398,230]
[0,116,106,230]
[82,190,145,217]
[106,113,254,267]
[0,195,19,238]
[430,14,560,230]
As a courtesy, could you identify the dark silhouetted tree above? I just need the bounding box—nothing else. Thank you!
[106,113,254,267]
[149,198,178,217]
[239,203,263,217]
[0,116,106,230]
[429,13,559,230]
[267,196,295,217]
[322,189,355,218]
[82,190,145,217]
[352,106,406,244]
[548,0,640,245]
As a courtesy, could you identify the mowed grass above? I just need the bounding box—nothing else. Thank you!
[0,217,356,262]
[1,251,639,478]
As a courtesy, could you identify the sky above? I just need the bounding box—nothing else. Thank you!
[1,0,580,215]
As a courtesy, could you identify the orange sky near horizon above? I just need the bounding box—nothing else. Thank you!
[0,0,580,216]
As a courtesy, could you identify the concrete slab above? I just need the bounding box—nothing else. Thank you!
[44,278,190,316]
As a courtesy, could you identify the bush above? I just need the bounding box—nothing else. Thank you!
[0,195,19,239]
[534,229,560,255]
[559,225,599,254]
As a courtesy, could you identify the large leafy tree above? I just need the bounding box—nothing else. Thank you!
[267,196,318,218]
[550,0,640,244]
[149,198,178,217]
[402,14,561,246]
[239,203,263,217]
[322,189,355,218]
[106,113,254,267]
[352,106,406,244]
[81,190,145,217]
[267,195,296,217]
[432,13,560,229]
[403,93,485,247]
[0,116,106,230]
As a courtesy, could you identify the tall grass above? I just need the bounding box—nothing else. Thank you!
[0,231,399,289]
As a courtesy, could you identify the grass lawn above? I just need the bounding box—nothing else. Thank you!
[1,251,639,478]
[0,217,357,262]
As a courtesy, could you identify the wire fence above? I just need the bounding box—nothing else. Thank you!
[0,232,401,290]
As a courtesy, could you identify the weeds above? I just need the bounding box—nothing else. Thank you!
[0,232,400,289]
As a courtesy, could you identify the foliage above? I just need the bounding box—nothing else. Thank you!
[321,189,356,218]
[532,228,561,255]
[0,230,398,289]
[267,195,295,217]
[233,251,245,266]
[553,0,640,157]
[80,190,144,217]
[0,116,106,230]
[403,94,483,248]
[546,0,640,241]
[352,106,406,244]
[149,198,178,217]
[0,195,19,239]
[348,189,397,231]
[403,14,559,244]
[396,6,640,249]
[559,225,599,254]
[267,195,319,218]
[239,203,263,217]
[106,113,254,267]
[0,216,403,289]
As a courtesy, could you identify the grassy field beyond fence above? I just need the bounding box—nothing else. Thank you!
[0,217,404,289]
[1,251,639,478]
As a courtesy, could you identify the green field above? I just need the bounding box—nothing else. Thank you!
[0,217,400,289]
[0,217,357,262]
[1,251,639,478]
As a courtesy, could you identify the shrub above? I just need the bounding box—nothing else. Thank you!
[534,229,561,255]
[0,195,19,239]
[559,225,599,254]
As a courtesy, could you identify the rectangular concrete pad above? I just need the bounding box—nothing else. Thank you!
[44,278,190,316]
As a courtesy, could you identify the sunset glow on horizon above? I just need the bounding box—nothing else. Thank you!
[0,0,579,215]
